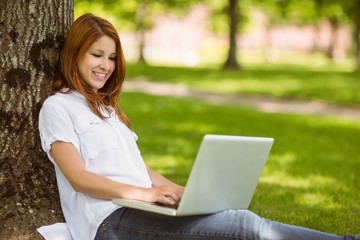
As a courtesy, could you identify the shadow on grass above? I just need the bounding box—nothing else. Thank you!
[121,92,360,235]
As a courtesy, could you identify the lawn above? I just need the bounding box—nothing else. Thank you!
[120,92,360,235]
[126,51,360,108]
[122,52,359,235]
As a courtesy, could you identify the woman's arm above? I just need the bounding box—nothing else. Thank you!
[51,141,144,199]
[51,141,183,205]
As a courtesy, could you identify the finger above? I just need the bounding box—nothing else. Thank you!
[161,195,176,205]
[166,192,181,203]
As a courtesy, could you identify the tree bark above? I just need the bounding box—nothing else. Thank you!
[0,0,73,239]
[223,0,240,70]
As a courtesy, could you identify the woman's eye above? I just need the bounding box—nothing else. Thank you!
[91,54,101,58]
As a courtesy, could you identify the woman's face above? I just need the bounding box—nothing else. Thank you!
[77,35,116,93]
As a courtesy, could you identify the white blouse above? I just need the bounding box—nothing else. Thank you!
[38,91,152,240]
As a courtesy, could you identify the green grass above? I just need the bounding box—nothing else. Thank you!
[122,52,359,235]
[126,52,360,108]
[120,92,360,236]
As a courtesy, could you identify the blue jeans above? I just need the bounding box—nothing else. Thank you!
[94,207,346,240]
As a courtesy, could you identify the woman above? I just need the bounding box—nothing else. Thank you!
[39,13,358,240]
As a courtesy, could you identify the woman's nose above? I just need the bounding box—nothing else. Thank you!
[100,58,110,70]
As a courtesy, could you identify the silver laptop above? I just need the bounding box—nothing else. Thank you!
[112,134,274,216]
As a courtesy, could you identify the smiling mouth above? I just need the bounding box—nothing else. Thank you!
[93,71,107,78]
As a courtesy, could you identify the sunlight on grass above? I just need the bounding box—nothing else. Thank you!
[261,172,338,191]
[272,151,297,165]
[191,77,303,96]
[297,192,342,210]
[145,155,192,185]
[146,154,184,171]
[173,122,218,134]
[244,50,355,71]
[181,45,357,71]
[127,50,360,106]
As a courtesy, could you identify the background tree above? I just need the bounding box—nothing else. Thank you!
[312,0,348,59]
[341,0,360,70]
[283,0,360,70]
[134,0,150,63]
[255,0,360,69]
[75,0,194,64]
[253,0,319,58]
[204,0,252,70]
[0,0,73,239]
[223,0,241,69]
[75,0,253,70]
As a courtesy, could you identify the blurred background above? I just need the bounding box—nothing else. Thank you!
[74,0,360,70]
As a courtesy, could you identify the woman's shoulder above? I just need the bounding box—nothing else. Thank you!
[41,91,90,120]
[43,91,83,106]
[43,92,64,104]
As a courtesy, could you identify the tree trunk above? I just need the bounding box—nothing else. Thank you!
[354,1,360,71]
[326,18,340,60]
[223,0,240,70]
[0,0,73,239]
[135,0,148,64]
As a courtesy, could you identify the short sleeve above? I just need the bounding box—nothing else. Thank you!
[38,101,80,163]
[131,131,138,141]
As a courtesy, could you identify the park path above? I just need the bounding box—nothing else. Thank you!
[123,80,360,121]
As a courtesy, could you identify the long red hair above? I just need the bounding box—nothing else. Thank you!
[51,13,131,128]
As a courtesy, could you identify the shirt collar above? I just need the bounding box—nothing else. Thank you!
[64,89,116,118]
[70,90,86,101]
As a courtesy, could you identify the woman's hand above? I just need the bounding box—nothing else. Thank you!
[145,167,185,205]
[142,184,184,206]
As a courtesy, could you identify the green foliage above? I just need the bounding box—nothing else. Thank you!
[74,0,122,29]
[247,0,351,26]
[120,92,360,234]
[204,0,253,33]
[75,0,195,30]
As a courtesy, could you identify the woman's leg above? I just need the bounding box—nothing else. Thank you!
[95,208,346,240]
